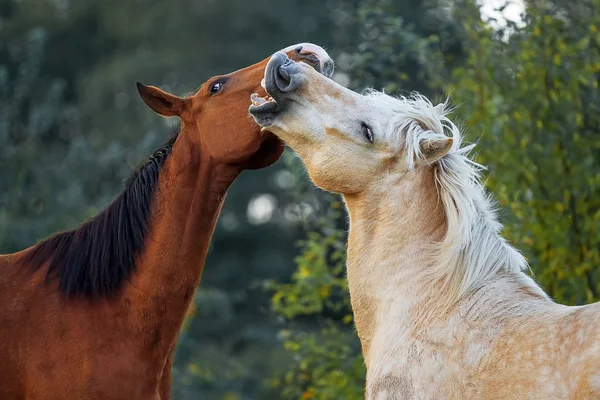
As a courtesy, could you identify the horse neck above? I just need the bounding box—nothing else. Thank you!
[343,166,551,369]
[342,166,447,362]
[125,126,239,355]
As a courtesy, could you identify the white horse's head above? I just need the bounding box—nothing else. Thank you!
[250,52,541,309]
[249,51,454,195]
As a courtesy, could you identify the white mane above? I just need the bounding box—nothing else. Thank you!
[365,90,548,308]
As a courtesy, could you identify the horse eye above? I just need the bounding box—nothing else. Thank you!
[361,122,374,144]
[210,80,225,94]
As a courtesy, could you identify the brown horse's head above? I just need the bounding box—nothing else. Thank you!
[136,43,333,170]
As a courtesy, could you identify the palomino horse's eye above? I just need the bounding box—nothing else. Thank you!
[209,79,227,95]
[361,122,374,144]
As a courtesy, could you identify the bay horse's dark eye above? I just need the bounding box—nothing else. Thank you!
[361,122,374,144]
[209,79,227,95]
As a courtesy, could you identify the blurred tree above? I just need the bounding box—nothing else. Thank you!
[349,0,464,94]
[447,0,600,304]
[0,28,78,250]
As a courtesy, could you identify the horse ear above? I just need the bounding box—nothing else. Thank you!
[136,82,186,117]
[418,137,453,164]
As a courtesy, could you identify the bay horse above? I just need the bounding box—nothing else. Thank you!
[0,44,333,400]
[250,53,600,399]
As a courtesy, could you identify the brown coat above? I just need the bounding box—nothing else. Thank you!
[0,44,332,400]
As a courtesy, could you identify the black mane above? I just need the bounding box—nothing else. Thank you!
[23,130,180,298]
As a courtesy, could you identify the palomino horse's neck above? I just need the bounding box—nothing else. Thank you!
[342,167,447,363]
[125,124,240,365]
[342,166,551,376]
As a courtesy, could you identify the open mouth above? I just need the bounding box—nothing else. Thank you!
[250,50,321,127]
[249,91,278,113]
[248,56,291,123]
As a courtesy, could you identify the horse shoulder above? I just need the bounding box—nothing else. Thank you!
[567,303,600,398]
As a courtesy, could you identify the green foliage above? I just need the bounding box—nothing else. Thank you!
[447,0,600,304]
[267,324,364,400]
[264,195,365,399]
[266,200,348,319]
[350,0,461,94]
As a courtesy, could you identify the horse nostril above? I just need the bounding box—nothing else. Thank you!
[322,59,335,77]
[294,46,320,70]
[278,66,290,84]
[267,51,303,94]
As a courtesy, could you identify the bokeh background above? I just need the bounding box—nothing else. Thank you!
[1,0,599,398]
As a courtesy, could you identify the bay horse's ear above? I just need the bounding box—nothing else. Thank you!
[136,82,186,118]
[419,137,453,164]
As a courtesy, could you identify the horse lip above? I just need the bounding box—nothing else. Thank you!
[249,99,278,114]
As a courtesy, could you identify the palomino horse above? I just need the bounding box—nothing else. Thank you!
[0,44,333,400]
[250,53,600,399]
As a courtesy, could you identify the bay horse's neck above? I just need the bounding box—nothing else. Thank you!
[125,125,239,363]
[342,167,447,363]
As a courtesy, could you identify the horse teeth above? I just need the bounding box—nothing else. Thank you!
[251,93,267,106]
[250,93,277,107]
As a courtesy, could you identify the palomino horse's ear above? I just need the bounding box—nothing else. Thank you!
[418,137,453,164]
[136,82,186,118]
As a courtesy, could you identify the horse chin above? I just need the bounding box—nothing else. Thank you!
[244,134,285,170]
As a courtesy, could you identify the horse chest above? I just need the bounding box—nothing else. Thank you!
[365,319,500,400]
[366,339,469,400]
